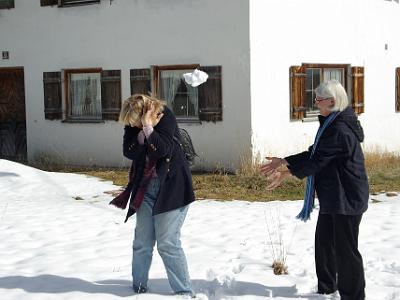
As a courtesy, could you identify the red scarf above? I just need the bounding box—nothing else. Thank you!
[130,157,157,210]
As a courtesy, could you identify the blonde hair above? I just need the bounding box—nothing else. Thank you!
[315,79,349,112]
[119,94,166,126]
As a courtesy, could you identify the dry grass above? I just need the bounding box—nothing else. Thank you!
[28,150,400,201]
[364,151,400,193]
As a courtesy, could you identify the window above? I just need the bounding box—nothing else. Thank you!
[153,64,199,120]
[130,65,223,123]
[40,0,100,7]
[290,64,364,120]
[59,0,100,7]
[305,64,347,116]
[396,67,400,112]
[0,0,14,9]
[65,69,102,120]
[43,69,121,122]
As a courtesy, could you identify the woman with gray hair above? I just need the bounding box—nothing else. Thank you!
[261,80,368,299]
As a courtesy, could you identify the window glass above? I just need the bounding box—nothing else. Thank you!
[160,69,198,118]
[69,73,102,119]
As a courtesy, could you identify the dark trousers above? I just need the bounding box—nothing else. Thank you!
[315,213,365,300]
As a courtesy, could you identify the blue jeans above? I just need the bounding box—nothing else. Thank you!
[132,177,194,296]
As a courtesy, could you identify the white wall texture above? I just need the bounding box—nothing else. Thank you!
[250,0,400,161]
[2,0,399,170]
[0,0,251,170]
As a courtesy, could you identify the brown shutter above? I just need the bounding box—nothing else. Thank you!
[351,66,365,114]
[43,72,62,120]
[290,66,306,120]
[130,69,151,95]
[198,65,222,122]
[40,0,58,6]
[101,70,121,121]
[396,67,400,112]
[0,0,14,9]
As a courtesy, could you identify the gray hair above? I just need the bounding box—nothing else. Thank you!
[315,79,349,112]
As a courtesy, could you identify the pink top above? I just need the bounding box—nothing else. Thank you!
[138,126,157,178]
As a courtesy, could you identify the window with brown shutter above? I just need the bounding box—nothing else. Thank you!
[43,68,122,122]
[64,68,102,121]
[198,65,222,122]
[290,63,363,120]
[130,69,151,96]
[0,0,14,9]
[133,64,223,123]
[152,64,201,122]
[43,72,62,120]
[101,70,121,121]
[396,67,400,112]
[351,66,365,114]
[40,0,57,6]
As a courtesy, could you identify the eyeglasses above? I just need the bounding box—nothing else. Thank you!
[314,97,332,102]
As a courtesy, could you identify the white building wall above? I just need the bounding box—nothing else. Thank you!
[250,0,400,160]
[0,0,251,170]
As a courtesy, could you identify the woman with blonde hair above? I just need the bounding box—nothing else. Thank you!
[111,94,195,297]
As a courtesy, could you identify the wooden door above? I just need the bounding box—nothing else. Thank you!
[0,68,27,162]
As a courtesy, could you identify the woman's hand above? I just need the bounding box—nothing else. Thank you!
[266,169,291,190]
[141,102,164,127]
[260,157,287,176]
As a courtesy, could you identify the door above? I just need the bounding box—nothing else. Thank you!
[0,68,27,162]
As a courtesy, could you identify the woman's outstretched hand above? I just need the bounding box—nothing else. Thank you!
[260,157,286,176]
[141,102,164,127]
[266,169,291,190]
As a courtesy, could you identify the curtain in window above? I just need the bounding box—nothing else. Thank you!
[161,70,199,117]
[184,81,198,116]
[160,70,181,109]
[324,68,343,84]
[70,73,101,118]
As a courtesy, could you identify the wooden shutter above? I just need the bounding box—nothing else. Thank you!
[130,69,151,95]
[0,0,14,9]
[290,66,306,120]
[396,67,400,112]
[351,66,364,114]
[198,65,222,122]
[40,0,58,6]
[43,72,62,120]
[101,70,121,121]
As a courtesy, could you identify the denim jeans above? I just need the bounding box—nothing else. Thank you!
[132,177,194,296]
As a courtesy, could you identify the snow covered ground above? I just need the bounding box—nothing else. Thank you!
[0,159,399,300]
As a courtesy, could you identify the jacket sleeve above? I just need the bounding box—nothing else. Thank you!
[123,126,146,161]
[146,108,176,159]
[284,146,312,166]
[287,129,348,179]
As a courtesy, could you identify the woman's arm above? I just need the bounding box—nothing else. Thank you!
[145,108,176,159]
[123,126,146,160]
[287,130,347,179]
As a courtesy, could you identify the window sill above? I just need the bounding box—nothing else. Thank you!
[62,119,105,124]
[302,116,319,122]
[176,117,201,124]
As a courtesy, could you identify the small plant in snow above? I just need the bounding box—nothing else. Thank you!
[264,204,297,275]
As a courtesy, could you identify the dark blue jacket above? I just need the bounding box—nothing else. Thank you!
[285,107,369,215]
[122,106,195,221]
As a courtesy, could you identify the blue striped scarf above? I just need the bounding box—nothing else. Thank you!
[296,111,340,221]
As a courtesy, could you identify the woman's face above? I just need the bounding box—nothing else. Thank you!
[315,96,335,116]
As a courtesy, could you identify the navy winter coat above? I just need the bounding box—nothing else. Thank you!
[285,107,369,215]
[122,106,195,222]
